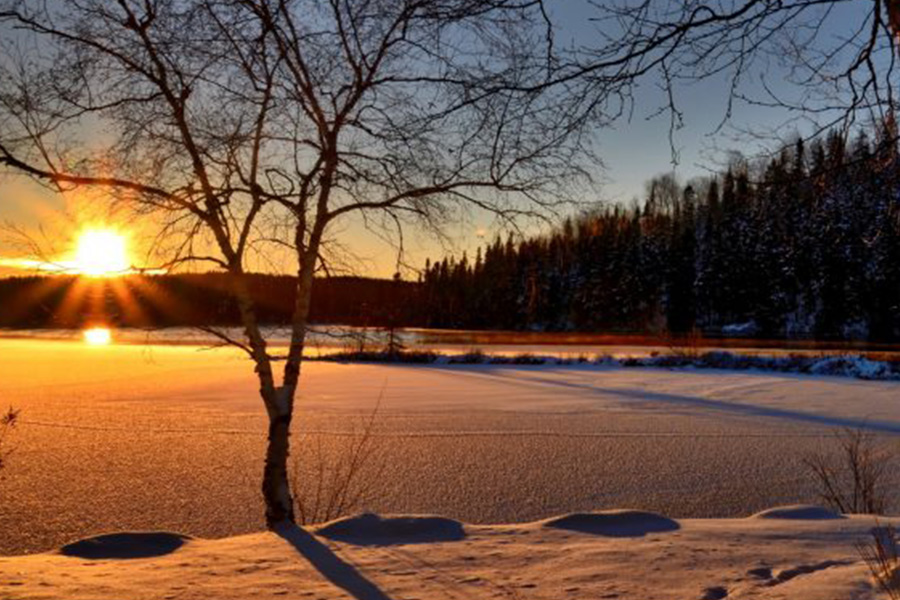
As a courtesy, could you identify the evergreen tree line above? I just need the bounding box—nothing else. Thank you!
[421,124,900,341]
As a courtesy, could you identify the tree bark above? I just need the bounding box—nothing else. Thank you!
[261,236,320,528]
[226,269,295,528]
[262,391,295,528]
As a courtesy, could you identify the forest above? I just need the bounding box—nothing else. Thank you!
[421,124,900,341]
[3,125,899,342]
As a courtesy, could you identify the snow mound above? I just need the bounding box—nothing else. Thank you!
[542,510,680,537]
[59,532,192,559]
[751,505,844,520]
[620,350,900,381]
[809,356,892,380]
[315,513,466,545]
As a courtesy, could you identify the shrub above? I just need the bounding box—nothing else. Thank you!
[664,327,704,360]
[449,349,488,364]
[803,428,890,515]
[290,402,386,526]
[488,353,546,365]
[325,349,438,364]
[858,523,900,599]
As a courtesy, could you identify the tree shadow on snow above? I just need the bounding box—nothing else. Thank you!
[276,524,395,600]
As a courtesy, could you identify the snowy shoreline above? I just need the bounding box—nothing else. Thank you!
[3,326,899,381]
[318,349,900,382]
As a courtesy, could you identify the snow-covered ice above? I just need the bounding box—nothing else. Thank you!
[3,338,900,563]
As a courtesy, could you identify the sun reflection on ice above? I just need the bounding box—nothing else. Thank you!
[83,327,112,346]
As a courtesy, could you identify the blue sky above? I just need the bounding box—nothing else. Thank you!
[0,0,878,277]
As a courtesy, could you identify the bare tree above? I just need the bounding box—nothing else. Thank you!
[0,1,600,528]
[566,1,900,151]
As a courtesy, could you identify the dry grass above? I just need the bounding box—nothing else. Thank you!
[448,348,488,364]
[0,407,19,474]
[803,428,890,515]
[290,399,386,526]
[858,522,900,599]
[663,328,704,360]
[409,328,900,354]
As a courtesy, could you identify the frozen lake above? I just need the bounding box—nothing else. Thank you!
[2,337,900,555]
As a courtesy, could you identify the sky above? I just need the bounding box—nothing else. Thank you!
[0,0,875,279]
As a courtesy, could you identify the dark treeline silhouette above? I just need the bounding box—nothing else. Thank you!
[0,273,418,329]
[422,124,900,341]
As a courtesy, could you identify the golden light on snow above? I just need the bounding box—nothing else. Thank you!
[83,327,112,346]
[73,229,130,277]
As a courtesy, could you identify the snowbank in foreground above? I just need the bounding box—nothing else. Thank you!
[0,507,885,600]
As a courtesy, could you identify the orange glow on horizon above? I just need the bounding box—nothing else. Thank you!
[0,226,151,277]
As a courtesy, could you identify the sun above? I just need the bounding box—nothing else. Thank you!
[73,229,130,276]
[83,327,112,346]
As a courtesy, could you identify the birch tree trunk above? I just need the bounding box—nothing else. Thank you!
[259,241,319,528]
[262,386,295,527]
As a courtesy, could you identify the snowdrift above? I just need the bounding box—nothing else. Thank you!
[3,506,889,600]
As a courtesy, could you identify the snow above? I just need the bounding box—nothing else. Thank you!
[0,509,887,599]
[722,321,760,337]
[4,338,900,597]
[751,505,844,520]
[315,514,466,545]
[4,338,900,559]
[808,356,893,380]
[59,532,192,560]
[541,509,680,537]
[624,352,900,381]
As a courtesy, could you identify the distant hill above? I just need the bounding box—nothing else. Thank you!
[0,273,422,329]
